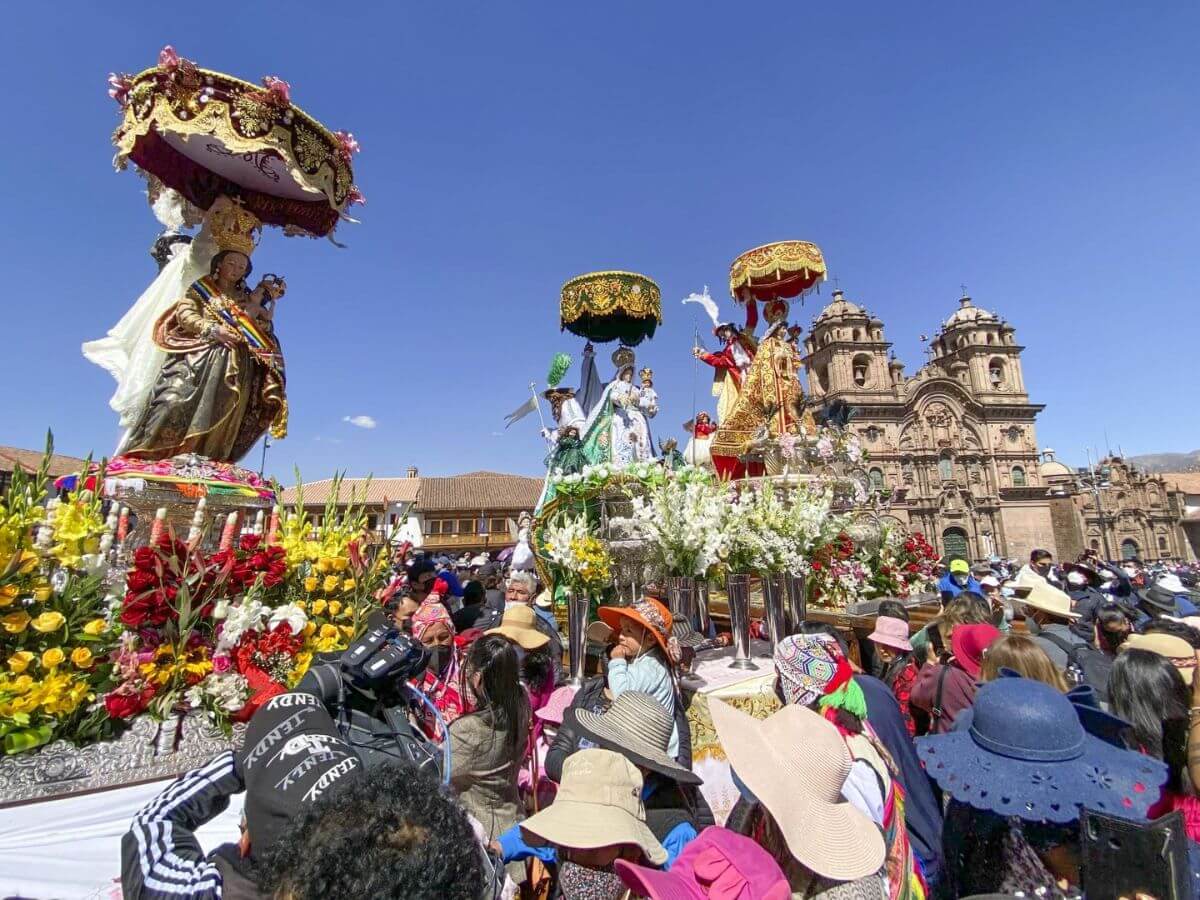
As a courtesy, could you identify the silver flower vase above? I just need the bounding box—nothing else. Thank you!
[696,578,712,636]
[666,576,697,630]
[761,573,788,649]
[725,573,758,670]
[784,573,807,634]
[566,592,589,686]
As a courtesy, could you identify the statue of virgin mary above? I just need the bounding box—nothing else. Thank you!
[83,193,288,463]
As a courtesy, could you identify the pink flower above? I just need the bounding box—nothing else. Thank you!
[212,653,232,673]
[334,130,361,158]
[107,73,132,106]
[158,46,180,72]
[262,76,291,105]
[346,187,367,207]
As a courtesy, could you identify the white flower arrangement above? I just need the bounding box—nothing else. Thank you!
[630,472,729,576]
[185,671,250,721]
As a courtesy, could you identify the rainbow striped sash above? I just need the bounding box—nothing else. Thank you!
[192,277,283,375]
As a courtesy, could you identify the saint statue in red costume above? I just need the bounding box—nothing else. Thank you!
[691,299,758,424]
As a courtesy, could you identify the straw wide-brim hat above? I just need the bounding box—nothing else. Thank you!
[1013,579,1079,620]
[520,748,667,866]
[599,597,673,656]
[484,604,549,650]
[708,699,884,881]
[571,691,701,784]
[1122,633,1197,685]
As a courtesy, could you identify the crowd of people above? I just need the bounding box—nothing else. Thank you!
[121,543,1200,899]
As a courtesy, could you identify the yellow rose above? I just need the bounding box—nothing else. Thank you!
[31,611,66,633]
[327,600,342,617]
[33,585,52,603]
[10,675,33,693]
[310,599,327,616]
[41,647,66,669]
[82,618,108,636]
[317,559,333,574]
[318,623,339,640]
[341,578,356,592]
[2,612,30,634]
[331,557,349,573]
[6,651,34,674]
[302,621,316,638]
[0,585,18,608]
[322,575,340,594]
[304,575,319,593]
[339,625,355,639]
[71,647,94,669]
[15,551,38,575]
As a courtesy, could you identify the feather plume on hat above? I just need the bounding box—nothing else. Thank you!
[682,285,721,329]
[546,352,573,389]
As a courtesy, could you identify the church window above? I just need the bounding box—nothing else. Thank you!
[815,364,829,393]
[1121,539,1139,560]
[1158,536,1168,551]
[852,328,861,341]
[938,454,953,481]
[1011,466,1027,487]
[869,468,885,492]
[986,332,994,344]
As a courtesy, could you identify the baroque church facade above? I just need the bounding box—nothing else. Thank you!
[801,290,1066,563]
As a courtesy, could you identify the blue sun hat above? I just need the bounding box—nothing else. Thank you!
[916,677,1167,823]
[995,668,1133,749]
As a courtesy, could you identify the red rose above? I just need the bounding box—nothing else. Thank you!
[126,569,158,593]
[120,594,172,628]
[239,534,263,552]
[132,546,158,569]
[104,685,155,719]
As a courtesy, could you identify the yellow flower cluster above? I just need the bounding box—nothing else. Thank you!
[568,535,613,595]
[0,670,91,718]
[139,645,213,688]
[48,493,106,569]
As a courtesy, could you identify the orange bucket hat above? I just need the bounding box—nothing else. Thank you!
[599,596,673,656]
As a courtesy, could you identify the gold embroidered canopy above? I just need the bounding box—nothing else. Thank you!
[110,46,363,238]
[728,241,827,302]
[560,271,662,346]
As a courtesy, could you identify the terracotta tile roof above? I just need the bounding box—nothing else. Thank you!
[0,446,91,480]
[278,477,420,506]
[278,471,543,512]
[1163,473,1200,496]
[417,473,543,512]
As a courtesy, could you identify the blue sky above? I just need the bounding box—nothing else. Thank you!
[3,3,1198,480]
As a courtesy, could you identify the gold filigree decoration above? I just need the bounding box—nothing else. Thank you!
[292,124,328,172]
[729,240,827,297]
[231,93,277,136]
[113,65,355,223]
[559,271,662,326]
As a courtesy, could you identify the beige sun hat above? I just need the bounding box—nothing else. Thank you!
[1123,633,1196,685]
[709,699,884,882]
[519,748,667,865]
[484,604,550,650]
[1013,578,1079,620]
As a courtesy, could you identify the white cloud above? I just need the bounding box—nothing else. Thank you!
[342,415,377,430]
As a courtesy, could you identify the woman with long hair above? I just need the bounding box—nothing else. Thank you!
[980,634,1069,692]
[448,634,530,857]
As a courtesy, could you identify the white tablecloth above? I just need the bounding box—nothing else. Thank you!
[0,780,244,899]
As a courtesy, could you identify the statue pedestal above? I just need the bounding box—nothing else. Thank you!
[68,454,276,552]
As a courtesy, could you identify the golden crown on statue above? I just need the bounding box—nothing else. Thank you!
[640,367,653,381]
[210,203,263,256]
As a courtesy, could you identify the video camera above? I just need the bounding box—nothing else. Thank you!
[296,616,448,777]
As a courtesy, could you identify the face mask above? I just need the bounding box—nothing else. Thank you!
[426,645,450,677]
[953,574,968,586]
[558,862,626,900]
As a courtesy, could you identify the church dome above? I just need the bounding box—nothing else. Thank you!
[813,289,865,325]
[943,295,999,329]
[1038,450,1074,480]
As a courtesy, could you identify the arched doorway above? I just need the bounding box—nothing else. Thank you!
[1120,539,1139,561]
[942,526,970,562]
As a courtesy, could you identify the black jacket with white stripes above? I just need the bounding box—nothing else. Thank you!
[121,751,264,900]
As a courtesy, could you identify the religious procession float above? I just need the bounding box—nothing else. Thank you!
[0,47,940,817]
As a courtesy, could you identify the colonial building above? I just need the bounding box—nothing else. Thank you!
[802,291,1056,562]
[278,468,543,554]
[0,445,89,497]
[1160,471,1200,559]
[1042,454,1191,561]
